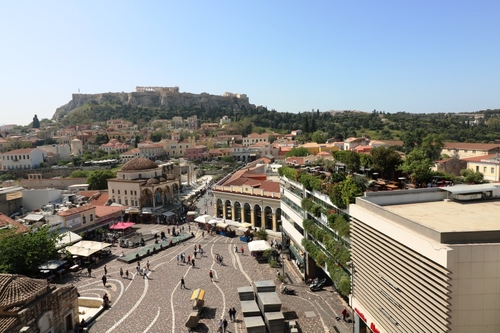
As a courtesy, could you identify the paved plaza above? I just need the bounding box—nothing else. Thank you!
[72,222,353,333]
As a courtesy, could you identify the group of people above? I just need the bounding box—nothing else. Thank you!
[214,253,224,265]
[216,307,238,332]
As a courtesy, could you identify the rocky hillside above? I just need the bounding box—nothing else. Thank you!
[53,90,256,124]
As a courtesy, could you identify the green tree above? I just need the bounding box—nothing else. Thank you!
[334,150,360,173]
[32,114,40,128]
[285,147,310,158]
[311,131,328,144]
[0,226,60,276]
[221,156,235,163]
[329,176,363,209]
[398,148,433,185]
[370,146,402,179]
[150,131,164,142]
[460,169,484,184]
[420,134,445,161]
[70,170,90,178]
[87,170,116,190]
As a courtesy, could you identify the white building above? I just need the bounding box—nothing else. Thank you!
[38,144,71,161]
[1,148,46,170]
[22,188,63,211]
[349,185,500,333]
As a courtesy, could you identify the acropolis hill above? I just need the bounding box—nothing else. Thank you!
[52,86,254,121]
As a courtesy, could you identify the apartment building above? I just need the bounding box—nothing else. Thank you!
[1,148,46,170]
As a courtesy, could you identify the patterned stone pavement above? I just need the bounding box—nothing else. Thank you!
[71,223,353,333]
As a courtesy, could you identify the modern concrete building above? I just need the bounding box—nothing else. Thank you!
[349,184,500,333]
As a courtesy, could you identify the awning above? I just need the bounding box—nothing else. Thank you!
[163,211,175,217]
[187,211,197,216]
[65,241,112,257]
[248,240,271,253]
[38,260,67,271]
[216,222,229,228]
[440,184,499,195]
[56,230,82,249]
[109,222,136,230]
[24,214,45,221]
[195,214,213,223]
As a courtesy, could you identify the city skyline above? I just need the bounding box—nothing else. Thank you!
[2,1,500,126]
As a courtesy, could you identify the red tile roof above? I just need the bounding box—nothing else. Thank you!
[0,213,29,233]
[57,205,94,217]
[460,154,500,163]
[444,142,500,150]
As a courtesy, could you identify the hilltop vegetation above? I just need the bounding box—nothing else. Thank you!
[57,97,500,144]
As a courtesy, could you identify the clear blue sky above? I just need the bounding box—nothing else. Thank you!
[1,1,499,125]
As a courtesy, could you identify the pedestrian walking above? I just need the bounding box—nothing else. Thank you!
[202,231,205,238]
[188,255,191,263]
[234,245,238,253]
[218,319,223,332]
[194,250,197,258]
[180,277,185,289]
[192,259,195,267]
[142,267,148,279]
[241,246,244,255]
[232,307,237,321]
[342,308,347,321]
[87,267,92,277]
[102,274,107,287]
[104,265,107,276]
[125,269,129,279]
[146,260,150,271]
[209,270,213,282]
[120,267,123,278]
[176,254,180,265]
[228,308,233,321]
[136,263,140,273]
[223,318,228,332]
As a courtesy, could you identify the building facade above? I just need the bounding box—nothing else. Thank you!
[1,148,46,170]
[349,185,500,333]
[212,162,281,231]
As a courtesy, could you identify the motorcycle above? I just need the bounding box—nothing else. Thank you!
[309,278,326,291]
[280,285,295,295]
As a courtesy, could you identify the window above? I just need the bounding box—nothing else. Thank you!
[492,167,495,174]
[484,167,487,173]
[125,199,128,205]
[125,190,127,195]
[82,216,87,224]
[118,198,121,204]
[112,189,115,193]
[476,166,479,172]
[118,190,120,194]
[90,214,94,222]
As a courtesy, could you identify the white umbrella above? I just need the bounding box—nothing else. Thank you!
[194,214,213,223]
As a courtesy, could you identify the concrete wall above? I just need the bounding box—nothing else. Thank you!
[20,178,88,190]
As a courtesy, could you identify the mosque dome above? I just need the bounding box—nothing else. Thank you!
[121,158,159,171]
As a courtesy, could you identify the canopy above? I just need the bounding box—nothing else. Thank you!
[439,184,499,195]
[216,222,229,228]
[109,222,136,230]
[56,230,82,249]
[194,214,213,223]
[248,240,271,253]
[65,241,111,257]
[208,219,218,225]
[163,211,175,217]
[38,260,67,271]
[240,222,252,228]
[187,211,197,216]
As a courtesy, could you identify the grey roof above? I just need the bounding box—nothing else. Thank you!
[439,184,499,195]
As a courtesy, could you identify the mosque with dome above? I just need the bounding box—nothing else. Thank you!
[106,158,184,214]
